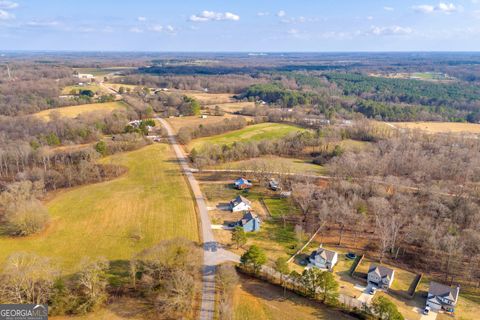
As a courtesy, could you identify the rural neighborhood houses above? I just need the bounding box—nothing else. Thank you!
[75,73,94,79]
[308,246,338,270]
[426,281,460,312]
[234,177,253,190]
[367,264,395,289]
[229,195,252,212]
[236,211,261,232]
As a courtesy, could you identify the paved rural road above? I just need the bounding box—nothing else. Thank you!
[157,118,239,320]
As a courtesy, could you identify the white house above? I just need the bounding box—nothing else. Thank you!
[309,246,338,270]
[75,73,94,79]
[367,264,395,289]
[426,281,460,312]
[229,195,252,212]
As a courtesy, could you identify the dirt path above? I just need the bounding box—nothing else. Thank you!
[157,118,239,320]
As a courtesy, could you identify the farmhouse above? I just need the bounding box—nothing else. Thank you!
[229,195,252,212]
[426,281,460,312]
[234,177,253,190]
[367,264,395,289]
[309,246,338,270]
[237,211,261,232]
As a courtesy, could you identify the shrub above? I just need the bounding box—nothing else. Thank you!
[5,200,50,236]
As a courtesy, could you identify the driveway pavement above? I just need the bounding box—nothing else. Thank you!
[158,118,240,320]
[357,283,376,305]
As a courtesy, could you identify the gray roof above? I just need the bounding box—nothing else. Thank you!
[312,247,337,262]
[428,281,460,302]
[240,211,259,225]
[368,264,395,280]
[231,195,251,207]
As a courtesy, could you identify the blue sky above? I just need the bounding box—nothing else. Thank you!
[0,0,480,51]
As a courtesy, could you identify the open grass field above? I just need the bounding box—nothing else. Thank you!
[207,155,325,175]
[390,122,480,134]
[35,101,128,120]
[61,84,107,95]
[0,144,199,271]
[206,101,254,113]
[233,276,354,320]
[188,123,306,151]
[169,90,234,105]
[166,114,250,134]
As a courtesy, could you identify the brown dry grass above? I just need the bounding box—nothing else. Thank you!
[390,122,480,134]
[166,114,250,134]
[35,102,127,120]
[233,276,355,320]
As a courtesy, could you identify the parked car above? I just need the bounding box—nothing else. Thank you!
[423,306,431,315]
[369,287,377,295]
[346,253,356,260]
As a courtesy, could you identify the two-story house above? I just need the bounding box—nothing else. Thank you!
[367,264,395,289]
[309,246,338,270]
[426,281,460,312]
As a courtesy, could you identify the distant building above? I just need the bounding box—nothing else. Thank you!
[75,73,94,79]
[426,282,460,312]
[229,195,252,212]
[309,246,338,270]
[234,177,252,190]
[367,264,395,289]
[237,211,261,232]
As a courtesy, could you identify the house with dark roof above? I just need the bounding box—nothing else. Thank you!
[367,264,395,289]
[309,246,338,270]
[426,281,460,312]
[234,177,252,190]
[229,195,252,212]
[237,211,261,232]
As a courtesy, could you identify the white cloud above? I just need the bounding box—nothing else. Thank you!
[26,20,60,27]
[150,25,163,32]
[129,27,143,33]
[0,9,14,20]
[0,1,18,9]
[189,10,240,22]
[287,28,299,35]
[137,16,147,22]
[257,12,269,16]
[102,26,114,33]
[165,25,175,33]
[413,2,458,14]
[369,25,413,35]
[474,10,480,18]
[277,10,286,17]
[367,16,374,20]
[384,6,394,11]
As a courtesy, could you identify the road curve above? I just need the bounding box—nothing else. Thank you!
[157,118,239,320]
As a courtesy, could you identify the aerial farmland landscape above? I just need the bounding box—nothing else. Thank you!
[1,1,480,320]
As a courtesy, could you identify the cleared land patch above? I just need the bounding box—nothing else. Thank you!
[206,101,254,113]
[207,156,324,175]
[390,121,480,134]
[35,101,128,120]
[170,90,233,105]
[188,123,306,150]
[61,84,108,95]
[166,114,250,134]
[233,276,354,320]
[0,144,199,271]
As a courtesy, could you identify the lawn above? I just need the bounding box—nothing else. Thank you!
[390,122,480,134]
[0,144,199,271]
[233,276,354,320]
[207,156,325,175]
[188,123,306,151]
[35,101,128,120]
